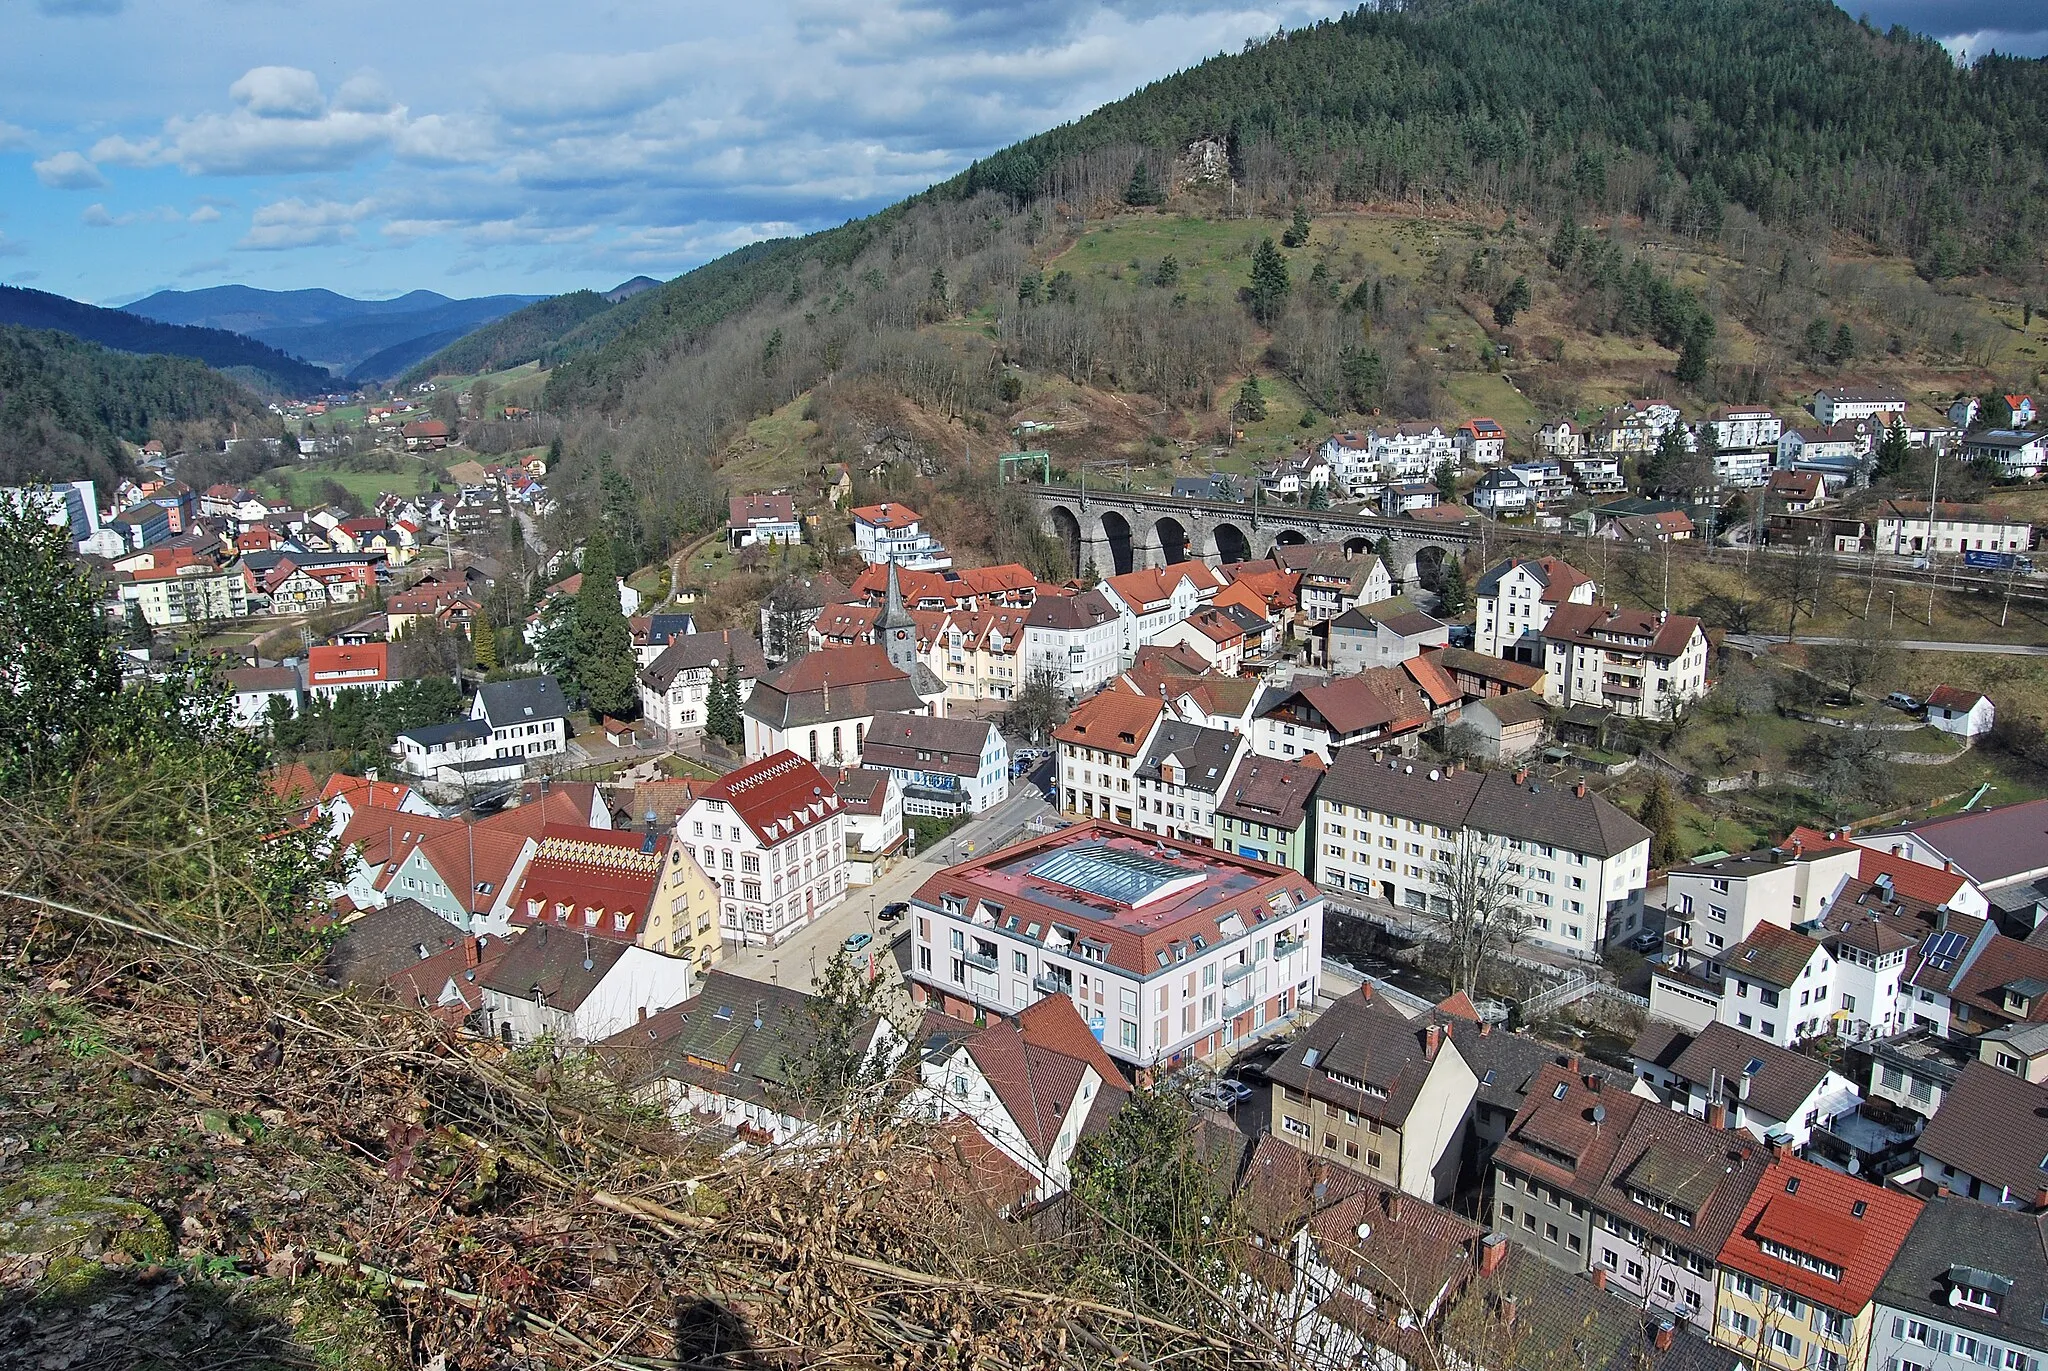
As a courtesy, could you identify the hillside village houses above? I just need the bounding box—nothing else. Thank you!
[728,492,803,549]
[637,629,768,741]
[1963,429,2048,479]
[1540,604,1709,719]
[1474,555,1597,662]
[1875,499,2033,557]
[1812,384,1908,426]
[675,751,849,947]
[851,501,952,570]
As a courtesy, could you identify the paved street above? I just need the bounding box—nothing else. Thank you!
[721,773,1057,992]
[1729,633,2048,656]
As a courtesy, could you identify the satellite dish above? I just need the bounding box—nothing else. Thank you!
[1355,1222,1372,1241]
[1591,1104,1607,1124]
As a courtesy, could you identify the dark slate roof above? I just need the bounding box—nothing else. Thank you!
[741,643,938,729]
[1320,753,1651,859]
[860,712,998,778]
[476,675,571,728]
[1132,721,1242,797]
[1025,588,1116,631]
[1914,1060,2048,1199]
[1721,922,1823,989]
[1873,1193,2048,1355]
[1634,1020,1834,1123]
[598,970,852,1116]
[1861,797,2048,888]
[646,612,696,645]
[1469,690,1548,728]
[477,925,630,1013]
[1265,988,1444,1126]
[1446,1244,1745,1371]
[639,628,768,692]
[324,899,466,987]
[1430,1020,1610,1118]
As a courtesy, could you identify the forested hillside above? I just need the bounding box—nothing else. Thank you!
[0,286,335,395]
[397,289,616,386]
[0,326,282,489]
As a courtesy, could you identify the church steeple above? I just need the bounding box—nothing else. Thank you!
[876,558,918,675]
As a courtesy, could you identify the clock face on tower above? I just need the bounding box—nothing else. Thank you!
[896,630,908,640]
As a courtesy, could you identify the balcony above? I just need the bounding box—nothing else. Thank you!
[963,951,998,973]
[1221,960,1259,985]
[1664,923,1692,947]
[1222,990,1258,1019]
[1274,937,1301,958]
[1033,972,1072,996]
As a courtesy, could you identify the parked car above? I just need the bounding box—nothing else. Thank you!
[1626,930,1662,954]
[1189,1080,1238,1110]
[844,932,872,952]
[877,901,908,923]
[1885,691,1922,713]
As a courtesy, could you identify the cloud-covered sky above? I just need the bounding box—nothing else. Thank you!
[1,0,2042,305]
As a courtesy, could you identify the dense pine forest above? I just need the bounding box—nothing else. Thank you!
[0,326,284,489]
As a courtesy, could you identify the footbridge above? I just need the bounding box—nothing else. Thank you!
[1026,485,1485,585]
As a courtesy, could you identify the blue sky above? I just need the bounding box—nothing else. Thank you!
[2,0,2042,306]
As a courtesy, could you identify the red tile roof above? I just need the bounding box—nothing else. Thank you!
[306,643,389,684]
[694,750,841,848]
[508,825,668,944]
[851,502,920,529]
[1542,602,1703,660]
[1853,848,1969,909]
[1053,691,1164,758]
[1717,1154,1921,1314]
[1925,685,1985,712]
[321,772,416,813]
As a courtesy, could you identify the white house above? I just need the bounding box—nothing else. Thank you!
[1537,419,1583,459]
[478,927,696,1045]
[1097,563,1225,667]
[1924,685,1995,739]
[1961,429,2048,479]
[1812,386,1906,426]
[1471,467,1538,515]
[1715,922,1837,1049]
[1631,1020,1859,1150]
[857,712,1010,817]
[1540,604,1708,719]
[223,665,302,730]
[395,719,524,787]
[467,676,571,761]
[1021,589,1123,696]
[1317,753,1654,958]
[675,750,849,947]
[1053,690,1164,826]
[1875,499,2032,558]
[851,501,951,571]
[1700,407,1783,453]
[1455,417,1508,466]
[728,492,802,549]
[1130,720,1245,848]
[637,630,766,740]
[906,823,1325,1070]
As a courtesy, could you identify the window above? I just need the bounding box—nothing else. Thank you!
[1281,1115,1310,1138]
[1768,1329,1801,1359]
[1956,1286,2000,1314]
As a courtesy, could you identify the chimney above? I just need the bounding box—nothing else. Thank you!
[1575,780,1587,798]
[1425,1024,1444,1060]
[1592,1267,1609,1291]
[1706,1100,1728,1130]
[1499,1295,1519,1327]
[1358,982,1374,1002]
[1480,1232,1508,1275]
[1513,768,1530,785]
[1654,1321,1675,1353]
[1586,1072,1602,1093]
[464,935,480,968]
[1937,1183,1951,1198]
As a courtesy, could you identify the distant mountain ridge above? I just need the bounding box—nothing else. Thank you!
[395,279,655,385]
[123,285,547,380]
[0,285,335,396]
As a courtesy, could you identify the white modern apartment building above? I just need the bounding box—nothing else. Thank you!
[906,824,1325,1070]
[1316,752,1654,958]
[1875,499,2033,557]
[1540,604,1709,719]
[1812,385,1906,426]
[1021,589,1123,696]
[1473,555,1596,662]
[1699,408,1783,452]
[1322,424,1452,486]
[675,751,849,947]
[851,502,952,570]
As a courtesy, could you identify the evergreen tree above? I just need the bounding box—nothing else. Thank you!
[122,601,154,650]
[1638,774,1682,868]
[1435,556,1469,617]
[1306,482,1330,510]
[572,530,636,718]
[1153,254,1180,287]
[1803,318,1832,362]
[704,661,735,745]
[1492,274,1532,326]
[1875,421,1911,480]
[1123,159,1164,207]
[1978,393,2014,430]
[1248,237,1290,325]
[1235,375,1267,422]
[1434,457,1458,505]
[1831,322,1855,363]
[1338,346,1384,412]
[472,606,499,672]
[1675,316,1713,388]
[1282,203,1312,248]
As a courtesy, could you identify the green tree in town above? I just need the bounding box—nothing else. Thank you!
[1306,482,1330,510]
[782,946,911,1121]
[1248,237,1290,325]
[1875,421,1911,480]
[122,601,154,650]
[1235,375,1267,422]
[471,606,499,672]
[1676,315,1714,388]
[1637,774,1682,868]
[1282,202,1312,248]
[1434,457,1458,505]
[1123,159,1164,207]
[1492,274,1532,326]
[572,530,637,718]
[1435,555,1469,616]
[1978,393,2014,431]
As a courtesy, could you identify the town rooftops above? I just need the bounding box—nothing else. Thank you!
[1132,721,1241,796]
[1320,752,1652,859]
[1915,1060,2048,1202]
[820,765,890,817]
[224,665,300,694]
[306,643,389,683]
[743,642,939,729]
[1631,1019,1832,1124]
[597,970,830,1110]
[694,750,841,848]
[508,824,668,944]
[859,712,995,778]
[1026,587,1116,631]
[1874,1194,2048,1357]
[931,994,1129,1157]
[851,502,920,529]
[1214,756,1320,831]
[1860,797,2048,888]
[1542,603,1702,659]
[1330,606,1445,637]
[479,925,630,1014]
[730,492,798,525]
[1723,922,1824,988]
[1053,690,1163,759]
[476,676,570,727]
[1672,849,1794,879]
[1716,1153,1921,1314]
[1266,985,1457,1126]
[401,718,492,749]
[1430,647,1548,692]
[639,628,767,692]
[910,822,1316,979]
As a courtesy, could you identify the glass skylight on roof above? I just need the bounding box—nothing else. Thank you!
[1030,842,1204,908]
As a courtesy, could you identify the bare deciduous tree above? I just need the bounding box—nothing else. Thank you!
[1431,831,1533,995]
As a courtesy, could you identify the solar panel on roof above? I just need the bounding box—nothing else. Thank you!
[1030,842,1191,906]
[1927,931,1967,963]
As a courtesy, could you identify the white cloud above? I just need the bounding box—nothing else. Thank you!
[188,204,222,224]
[0,122,29,152]
[32,150,106,189]
[238,195,376,250]
[229,66,327,120]
[89,133,162,167]
[81,202,125,227]
[334,71,398,115]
